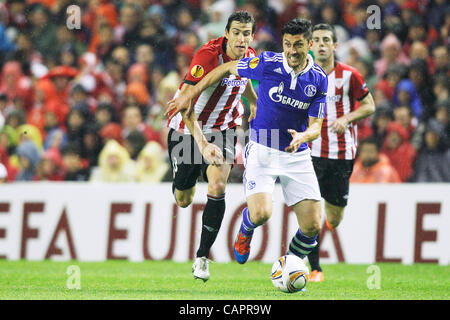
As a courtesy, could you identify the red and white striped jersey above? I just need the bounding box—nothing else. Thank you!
[310,62,369,160]
[168,37,256,134]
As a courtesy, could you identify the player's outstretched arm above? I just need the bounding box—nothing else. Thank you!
[166,61,239,119]
[174,83,224,165]
[330,92,376,134]
[285,117,323,153]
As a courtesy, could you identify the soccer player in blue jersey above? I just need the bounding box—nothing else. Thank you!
[167,18,327,264]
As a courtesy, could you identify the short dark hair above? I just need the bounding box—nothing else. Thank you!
[226,11,256,34]
[359,137,380,151]
[62,144,81,157]
[312,23,337,43]
[281,18,312,41]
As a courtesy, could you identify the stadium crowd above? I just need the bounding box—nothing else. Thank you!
[0,0,448,183]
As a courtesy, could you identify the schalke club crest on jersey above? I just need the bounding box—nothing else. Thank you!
[304,84,317,97]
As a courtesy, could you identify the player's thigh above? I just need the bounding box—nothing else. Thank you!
[246,192,273,225]
[321,159,354,208]
[279,152,321,207]
[292,199,322,237]
[206,163,232,195]
[168,129,202,205]
[242,142,277,200]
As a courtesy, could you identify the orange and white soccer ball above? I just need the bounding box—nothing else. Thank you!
[271,255,309,293]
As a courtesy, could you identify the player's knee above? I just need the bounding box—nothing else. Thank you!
[302,220,321,236]
[327,216,341,229]
[250,207,272,225]
[176,195,193,208]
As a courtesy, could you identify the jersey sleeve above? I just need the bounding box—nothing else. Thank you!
[350,69,370,101]
[308,76,328,118]
[236,53,265,81]
[183,46,219,85]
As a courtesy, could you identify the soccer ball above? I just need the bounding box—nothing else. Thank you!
[271,255,309,293]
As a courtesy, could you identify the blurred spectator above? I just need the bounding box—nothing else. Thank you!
[124,129,146,160]
[393,105,416,138]
[27,4,58,59]
[34,147,64,181]
[44,65,78,105]
[393,79,423,119]
[374,63,406,102]
[65,107,89,149]
[135,141,169,183]
[433,74,449,104]
[81,124,102,168]
[432,45,449,77]
[381,122,417,182]
[368,102,394,146]
[350,138,401,183]
[0,60,33,110]
[114,4,141,51]
[375,33,410,78]
[93,23,116,63]
[121,105,162,145]
[408,59,435,116]
[95,102,119,128]
[100,122,123,145]
[62,144,90,181]
[411,119,450,182]
[89,139,135,183]
[44,128,67,152]
[15,139,41,181]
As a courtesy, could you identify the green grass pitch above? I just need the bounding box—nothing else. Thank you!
[0,260,449,300]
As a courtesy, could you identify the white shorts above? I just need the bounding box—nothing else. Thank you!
[243,141,321,207]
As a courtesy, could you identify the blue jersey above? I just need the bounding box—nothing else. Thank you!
[237,52,327,152]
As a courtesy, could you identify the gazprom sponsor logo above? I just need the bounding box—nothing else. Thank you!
[221,78,248,87]
[268,86,310,110]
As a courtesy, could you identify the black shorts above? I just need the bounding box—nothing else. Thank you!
[312,157,354,207]
[167,128,237,191]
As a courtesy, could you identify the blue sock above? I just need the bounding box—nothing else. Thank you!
[288,228,318,258]
[239,207,256,236]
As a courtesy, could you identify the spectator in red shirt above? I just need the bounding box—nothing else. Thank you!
[381,122,417,182]
[121,105,162,146]
[34,147,64,181]
[351,137,401,183]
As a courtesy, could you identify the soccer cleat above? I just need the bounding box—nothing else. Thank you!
[309,270,324,282]
[233,231,253,264]
[192,257,210,282]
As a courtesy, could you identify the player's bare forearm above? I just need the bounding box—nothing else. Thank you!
[243,80,257,105]
[285,117,323,153]
[180,108,224,165]
[330,93,375,134]
[180,107,208,150]
[343,93,375,123]
[166,61,239,118]
[243,80,258,122]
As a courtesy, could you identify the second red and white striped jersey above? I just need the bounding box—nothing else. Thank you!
[168,37,256,134]
[310,62,369,160]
